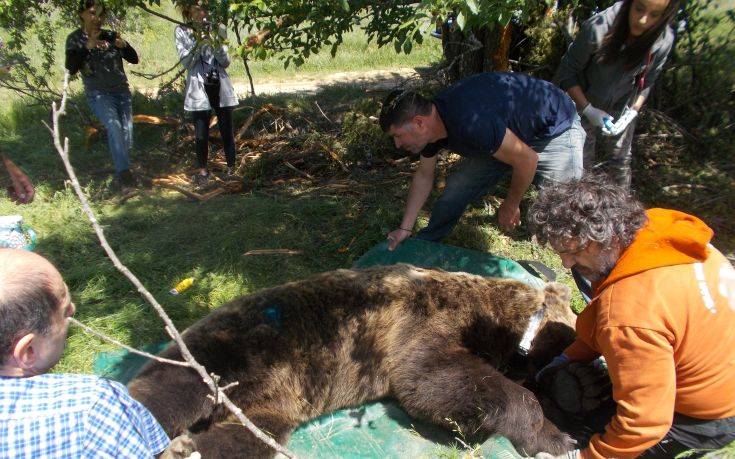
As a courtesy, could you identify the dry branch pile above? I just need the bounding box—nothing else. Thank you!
[84,97,420,202]
[148,101,413,200]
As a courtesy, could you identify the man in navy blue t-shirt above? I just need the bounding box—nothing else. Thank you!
[379,72,585,249]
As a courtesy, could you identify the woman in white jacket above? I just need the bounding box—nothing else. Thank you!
[175,2,239,185]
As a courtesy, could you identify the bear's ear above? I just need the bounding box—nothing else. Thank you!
[543,282,571,311]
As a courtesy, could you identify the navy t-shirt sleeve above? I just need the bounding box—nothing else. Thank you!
[420,115,505,158]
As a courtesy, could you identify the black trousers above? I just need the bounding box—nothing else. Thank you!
[639,413,735,458]
[192,84,236,169]
[584,401,735,457]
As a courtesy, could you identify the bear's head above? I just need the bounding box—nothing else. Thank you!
[526,282,577,372]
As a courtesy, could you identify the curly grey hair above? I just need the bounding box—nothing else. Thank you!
[528,173,647,250]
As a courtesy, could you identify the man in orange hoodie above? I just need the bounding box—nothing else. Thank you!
[527,173,735,458]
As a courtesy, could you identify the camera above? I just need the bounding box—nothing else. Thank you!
[204,65,220,87]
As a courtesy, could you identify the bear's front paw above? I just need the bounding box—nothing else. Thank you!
[550,361,611,414]
[160,434,199,459]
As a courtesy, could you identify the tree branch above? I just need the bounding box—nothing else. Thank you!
[69,317,191,367]
[233,22,256,97]
[158,67,187,92]
[47,72,298,459]
[136,2,187,27]
[131,60,181,80]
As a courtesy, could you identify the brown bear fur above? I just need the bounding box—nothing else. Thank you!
[128,264,577,457]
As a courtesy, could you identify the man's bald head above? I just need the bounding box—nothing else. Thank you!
[0,249,68,362]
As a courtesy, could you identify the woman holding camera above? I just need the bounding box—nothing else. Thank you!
[175,2,239,185]
[554,0,678,188]
[65,0,139,193]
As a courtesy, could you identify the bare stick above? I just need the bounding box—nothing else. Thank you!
[242,57,256,97]
[47,72,297,459]
[158,67,187,93]
[283,161,314,180]
[70,318,190,367]
[152,179,206,201]
[233,23,256,97]
[243,249,302,256]
[235,105,277,140]
[314,102,332,124]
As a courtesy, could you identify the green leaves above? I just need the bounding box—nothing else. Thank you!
[466,0,479,15]
[402,38,412,54]
[456,11,466,30]
[0,0,534,84]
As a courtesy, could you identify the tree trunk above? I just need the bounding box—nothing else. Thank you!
[441,22,513,83]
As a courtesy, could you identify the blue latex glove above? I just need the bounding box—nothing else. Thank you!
[535,354,570,382]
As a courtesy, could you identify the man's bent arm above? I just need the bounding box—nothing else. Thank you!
[399,155,437,230]
[492,129,538,229]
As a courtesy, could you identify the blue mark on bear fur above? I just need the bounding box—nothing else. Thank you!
[264,306,282,329]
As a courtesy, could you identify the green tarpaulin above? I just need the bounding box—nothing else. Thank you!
[354,239,544,290]
[94,239,541,458]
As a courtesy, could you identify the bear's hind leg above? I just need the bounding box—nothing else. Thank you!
[391,344,574,456]
[128,363,214,438]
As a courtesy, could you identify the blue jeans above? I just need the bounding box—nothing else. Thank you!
[86,89,133,176]
[417,114,585,241]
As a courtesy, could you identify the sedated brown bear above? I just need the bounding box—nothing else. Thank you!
[128,264,578,457]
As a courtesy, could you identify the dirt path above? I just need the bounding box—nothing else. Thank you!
[135,67,423,99]
[230,67,421,96]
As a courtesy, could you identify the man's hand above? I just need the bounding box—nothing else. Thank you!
[217,23,228,40]
[86,28,108,51]
[535,353,570,382]
[114,35,127,48]
[582,103,614,130]
[3,157,35,204]
[387,228,411,251]
[498,200,521,232]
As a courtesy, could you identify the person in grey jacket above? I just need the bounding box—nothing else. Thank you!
[175,2,239,185]
[554,0,678,188]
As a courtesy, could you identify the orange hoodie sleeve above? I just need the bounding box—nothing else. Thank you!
[580,325,676,459]
[563,338,600,363]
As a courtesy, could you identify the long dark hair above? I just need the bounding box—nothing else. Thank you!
[598,0,679,70]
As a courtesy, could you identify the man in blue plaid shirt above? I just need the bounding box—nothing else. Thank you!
[0,248,174,458]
